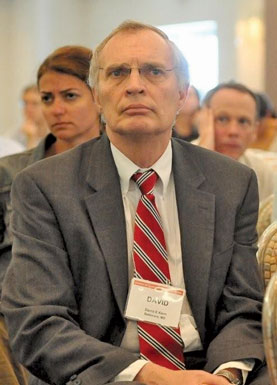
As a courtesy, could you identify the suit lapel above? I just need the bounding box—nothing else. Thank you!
[172,140,215,340]
[82,136,216,337]
[84,135,129,317]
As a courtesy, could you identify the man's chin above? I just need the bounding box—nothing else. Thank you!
[225,151,242,161]
[217,145,243,161]
[108,125,168,137]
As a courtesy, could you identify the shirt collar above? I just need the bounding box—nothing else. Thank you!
[111,141,172,195]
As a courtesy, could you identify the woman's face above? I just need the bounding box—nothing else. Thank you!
[39,71,100,144]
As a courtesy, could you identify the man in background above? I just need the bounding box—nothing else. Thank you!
[196,82,275,201]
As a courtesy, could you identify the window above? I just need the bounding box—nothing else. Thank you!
[158,21,218,98]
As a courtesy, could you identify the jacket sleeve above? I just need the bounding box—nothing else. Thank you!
[1,170,139,385]
[204,169,265,372]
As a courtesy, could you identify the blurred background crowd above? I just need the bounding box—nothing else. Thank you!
[1,0,276,159]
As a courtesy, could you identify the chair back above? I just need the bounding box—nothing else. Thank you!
[262,271,277,385]
[257,194,274,240]
[257,221,277,288]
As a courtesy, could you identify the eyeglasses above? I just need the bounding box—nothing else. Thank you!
[98,64,176,83]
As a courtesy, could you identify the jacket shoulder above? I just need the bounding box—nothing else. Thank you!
[14,136,103,186]
[0,148,37,190]
[172,137,255,177]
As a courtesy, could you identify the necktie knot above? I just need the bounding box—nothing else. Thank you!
[132,169,158,195]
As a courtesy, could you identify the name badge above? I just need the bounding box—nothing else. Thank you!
[125,278,185,328]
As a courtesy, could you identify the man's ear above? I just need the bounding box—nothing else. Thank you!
[177,86,188,113]
[92,88,102,114]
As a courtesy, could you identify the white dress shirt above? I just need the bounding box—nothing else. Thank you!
[110,141,253,383]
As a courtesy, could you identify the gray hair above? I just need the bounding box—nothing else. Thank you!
[89,20,189,91]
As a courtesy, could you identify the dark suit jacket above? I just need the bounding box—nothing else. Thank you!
[0,134,56,298]
[1,134,265,385]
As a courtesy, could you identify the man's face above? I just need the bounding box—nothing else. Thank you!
[210,88,258,160]
[93,29,186,144]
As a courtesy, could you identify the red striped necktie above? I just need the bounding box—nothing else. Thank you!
[132,169,185,370]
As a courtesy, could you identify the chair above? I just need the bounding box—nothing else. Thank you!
[250,118,277,151]
[257,221,277,288]
[257,194,274,240]
[262,271,277,385]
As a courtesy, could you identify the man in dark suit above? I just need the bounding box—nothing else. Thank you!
[2,21,268,385]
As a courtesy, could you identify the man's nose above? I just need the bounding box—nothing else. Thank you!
[126,68,146,95]
[227,120,241,135]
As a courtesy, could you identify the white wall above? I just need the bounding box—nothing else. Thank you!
[0,0,264,137]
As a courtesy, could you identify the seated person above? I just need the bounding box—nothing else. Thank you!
[173,85,200,141]
[195,81,275,201]
[250,92,277,152]
[0,45,101,385]
[19,84,49,149]
[2,21,267,385]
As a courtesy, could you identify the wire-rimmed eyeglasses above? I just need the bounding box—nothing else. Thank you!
[98,64,176,83]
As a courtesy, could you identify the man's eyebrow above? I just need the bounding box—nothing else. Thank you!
[101,63,129,70]
[238,115,252,121]
[102,61,167,69]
